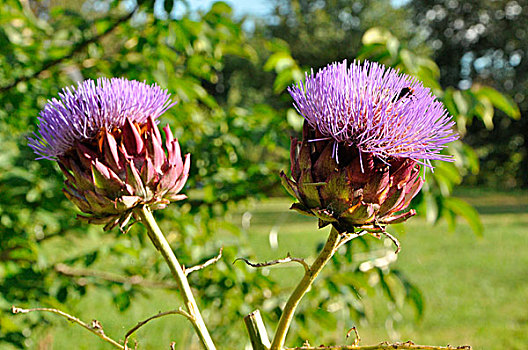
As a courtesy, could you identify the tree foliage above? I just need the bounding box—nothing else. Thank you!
[406,0,527,188]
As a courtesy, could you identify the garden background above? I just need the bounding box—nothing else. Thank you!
[0,0,527,349]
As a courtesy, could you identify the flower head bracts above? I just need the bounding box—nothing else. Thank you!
[28,78,188,231]
[29,78,175,160]
[287,60,458,167]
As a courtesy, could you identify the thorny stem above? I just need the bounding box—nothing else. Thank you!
[270,226,342,350]
[11,306,124,349]
[124,308,192,349]
[136,206,216,350]
[235,254,310,272]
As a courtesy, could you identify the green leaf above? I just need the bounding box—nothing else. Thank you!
[362,27,394,45]
[392,270,424,320]
[286,108,303,131]
[453,90,469,116]
[461,143,479,174]
[434,161,462,187]
[56,286,68,303]
[164,0,173,14]
[357,43,390,62]
[209,1,233,16]
[273,70,295,94]
[399,48,415,73]
[416,56,441,79]
[424,191,439,224]
[473,86,520,119]
[443,197,483,236]
[264,52,295,72]
[113,291,131,311]
[386,37,400,58]
[474,96,495,129]
[84,251,98,266]
[442,88,458,116]
[376,268,396,303]
[416,65,442,93]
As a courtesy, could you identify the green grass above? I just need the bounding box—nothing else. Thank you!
[29,190,528,349]
[363,190,528,349]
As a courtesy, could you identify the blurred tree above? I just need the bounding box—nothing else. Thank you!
[266,0,411,70]
[406,0,526,188]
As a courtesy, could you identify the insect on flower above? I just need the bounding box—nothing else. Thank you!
[392,87,415,102]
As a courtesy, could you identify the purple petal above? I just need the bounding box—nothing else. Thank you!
[288,60,459,167]
[28,78,176,159]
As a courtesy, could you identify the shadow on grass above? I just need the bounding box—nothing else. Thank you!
[470,204,528,215]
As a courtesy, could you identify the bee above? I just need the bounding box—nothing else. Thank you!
[393,87,415,103]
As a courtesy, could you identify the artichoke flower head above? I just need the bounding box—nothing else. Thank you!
[29,78,189,232]
[282,60,458,234]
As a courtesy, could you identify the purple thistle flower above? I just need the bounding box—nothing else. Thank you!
[288,60,458,167]
[29,78,175,160]
[28,78,189,232]
[282,60,459,233]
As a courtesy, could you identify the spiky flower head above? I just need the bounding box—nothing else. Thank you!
[282,60,458,234]
[29,78,190,231]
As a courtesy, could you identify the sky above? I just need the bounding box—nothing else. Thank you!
[187,0,272,17]
[185,0,410,17]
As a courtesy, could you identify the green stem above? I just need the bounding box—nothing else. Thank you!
[245,310,272,350]
[136,206,216,350]
[270,226,342,350]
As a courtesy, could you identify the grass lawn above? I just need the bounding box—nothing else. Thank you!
[35,189,528,349]
[361,189,528,349]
